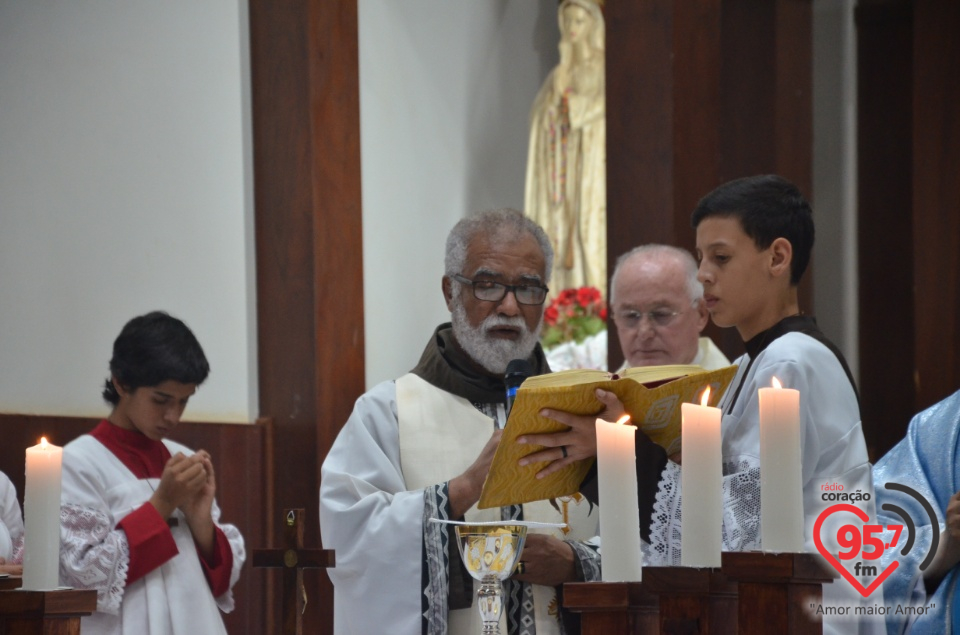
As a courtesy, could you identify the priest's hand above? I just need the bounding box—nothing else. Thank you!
[150,452,208,520]
[448,429,503,519]
[516,388,627,479]
[182,450,217,560]
[512,534,577,587]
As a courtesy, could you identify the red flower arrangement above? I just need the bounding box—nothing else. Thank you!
[541,286,608,349]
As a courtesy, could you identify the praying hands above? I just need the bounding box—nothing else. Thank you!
[149,452,210,520]
[183,450,219,560]
[147,450,219,559]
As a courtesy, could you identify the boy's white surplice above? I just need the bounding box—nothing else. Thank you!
[647,325,883,635]
[59,436,245,635]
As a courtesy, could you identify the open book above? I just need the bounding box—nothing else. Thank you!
[477,364,738,509]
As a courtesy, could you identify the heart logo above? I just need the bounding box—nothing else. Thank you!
[813,503,899,597]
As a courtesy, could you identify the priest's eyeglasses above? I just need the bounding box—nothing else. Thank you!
[452,274,549,306]
[614,308,683,329]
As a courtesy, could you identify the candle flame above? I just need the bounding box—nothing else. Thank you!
[772,376,783,389]
[40,437,49,448]
[700,386,712,407]
[615,414,631,426]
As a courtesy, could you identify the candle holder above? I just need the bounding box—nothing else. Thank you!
[431,519,563,634]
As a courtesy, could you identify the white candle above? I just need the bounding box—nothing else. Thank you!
[759,377,804,552]
[22,437,63,590]
[596,415,643,581]
[681,387,722,567]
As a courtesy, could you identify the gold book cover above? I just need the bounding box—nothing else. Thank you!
[477,364,737,509]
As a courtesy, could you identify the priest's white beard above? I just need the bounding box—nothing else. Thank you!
[450,297,542,375]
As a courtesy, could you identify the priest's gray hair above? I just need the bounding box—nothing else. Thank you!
[445,208,554,281]
[609,244,703,306]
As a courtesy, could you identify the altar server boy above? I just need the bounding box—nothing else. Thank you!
[680,174,875,564]
[59,311,245,635]
[522,175,881,633]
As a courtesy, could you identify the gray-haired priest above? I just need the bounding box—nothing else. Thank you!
[320,209,601,635]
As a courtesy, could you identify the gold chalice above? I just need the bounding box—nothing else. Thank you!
[431,519,564,634]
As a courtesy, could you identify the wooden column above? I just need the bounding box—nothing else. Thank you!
[250,2,363,634]
[855,0,914,459]
[605,0,814,369]
[912,0,960,411]
[605,0,723,369]
[857,0,960,456]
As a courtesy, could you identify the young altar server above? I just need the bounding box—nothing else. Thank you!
[677,174,876,561]
[59,311,245,635]
[683,175,881,632]
[523,175,881,633]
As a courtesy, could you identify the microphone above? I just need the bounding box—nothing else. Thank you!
[504,359,533,425]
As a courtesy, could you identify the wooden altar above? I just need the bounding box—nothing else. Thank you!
[0,578,97,635]
[564,552,834,635]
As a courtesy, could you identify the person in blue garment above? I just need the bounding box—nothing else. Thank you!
[874,389,960,634]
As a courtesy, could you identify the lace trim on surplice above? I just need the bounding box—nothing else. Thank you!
[59,503,130,614]
[646,457,761,566]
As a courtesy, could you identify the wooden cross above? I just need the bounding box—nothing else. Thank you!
[252,508,335,635]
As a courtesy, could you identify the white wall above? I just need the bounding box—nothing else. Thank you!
[0,1,257,422]
[358,0,559,387]
[0,0,561,419]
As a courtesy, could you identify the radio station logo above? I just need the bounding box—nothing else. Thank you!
[814,481,938,599]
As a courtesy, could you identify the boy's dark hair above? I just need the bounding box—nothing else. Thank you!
[102,311,210,405]
[691,174,815,286]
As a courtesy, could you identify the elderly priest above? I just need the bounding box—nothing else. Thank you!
[320,209,601,635]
